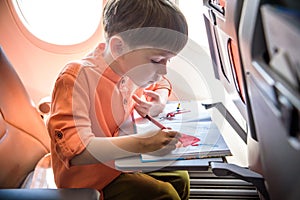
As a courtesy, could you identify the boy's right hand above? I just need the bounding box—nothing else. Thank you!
[136,128,181,156]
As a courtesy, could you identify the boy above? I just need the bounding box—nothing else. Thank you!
[47,0,189,199]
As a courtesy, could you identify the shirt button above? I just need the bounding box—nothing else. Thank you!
[55,131,63,139]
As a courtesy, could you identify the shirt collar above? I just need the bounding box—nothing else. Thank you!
[87,43,122,84]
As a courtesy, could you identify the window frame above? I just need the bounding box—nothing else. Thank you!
[7,0,106,54]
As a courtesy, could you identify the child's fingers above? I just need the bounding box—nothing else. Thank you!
[168,137,179,146]
[132,94,152,116]
[163,129,181,139]
[132,94,151,107]
[132,94,142,104]
[143,90,159,100]
[134,104,148,117]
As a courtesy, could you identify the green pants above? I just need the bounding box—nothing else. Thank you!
[102,170,190,200]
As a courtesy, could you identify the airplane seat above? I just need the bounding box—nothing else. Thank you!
[0,46,51,188]
[242,1,300,199]
[202,0,300,199]
[0,46,100,199]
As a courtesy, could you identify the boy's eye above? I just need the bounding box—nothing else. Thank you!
[150,58,170,64]
[151,59,160,64]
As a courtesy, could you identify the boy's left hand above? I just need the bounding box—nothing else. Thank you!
[132,90,166,117]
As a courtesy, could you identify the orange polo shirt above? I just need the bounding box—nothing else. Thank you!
[47,43,172,194]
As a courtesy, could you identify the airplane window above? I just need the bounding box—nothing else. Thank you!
[12,0,103,45]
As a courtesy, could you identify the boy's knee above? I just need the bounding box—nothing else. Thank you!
[147,170,190,200]
[158,182,181,200]
[132,180,181,200]
[172,171,190,200]
[175,170,190,186]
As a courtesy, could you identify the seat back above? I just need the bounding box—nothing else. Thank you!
[202,0,263,174]
[203,0,300,199]
[0,47,50,188]
[238,1,300,199]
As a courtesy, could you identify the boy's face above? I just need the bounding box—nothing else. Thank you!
[118,48,175,88]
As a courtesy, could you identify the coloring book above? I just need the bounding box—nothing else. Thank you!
[133,101,232,162]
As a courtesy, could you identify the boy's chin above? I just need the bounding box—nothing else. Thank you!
[141,81,156,88]
[140,83,151,88]
[133,80,156,88]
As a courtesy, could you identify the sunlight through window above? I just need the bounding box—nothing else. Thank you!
[12,0,103,45]
[178,0,209,52]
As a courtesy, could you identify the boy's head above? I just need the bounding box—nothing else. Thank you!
[103,0,188,54]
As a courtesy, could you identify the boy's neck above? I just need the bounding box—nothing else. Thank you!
[102,44,124,77]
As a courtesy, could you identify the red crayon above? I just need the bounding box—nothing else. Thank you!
[145,115,167,129]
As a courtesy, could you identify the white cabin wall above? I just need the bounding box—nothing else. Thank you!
[166,0,218,102]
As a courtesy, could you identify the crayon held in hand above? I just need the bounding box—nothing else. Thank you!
[145,115,167,129]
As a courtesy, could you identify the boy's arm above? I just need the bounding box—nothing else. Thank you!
[71,128,180,166]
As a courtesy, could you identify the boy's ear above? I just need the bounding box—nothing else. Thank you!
[109,36,125,59]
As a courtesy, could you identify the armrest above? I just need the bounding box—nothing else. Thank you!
[0,188,100,200]
[210,162,269,200]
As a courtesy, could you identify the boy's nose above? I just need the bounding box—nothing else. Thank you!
[158,65,167,75]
